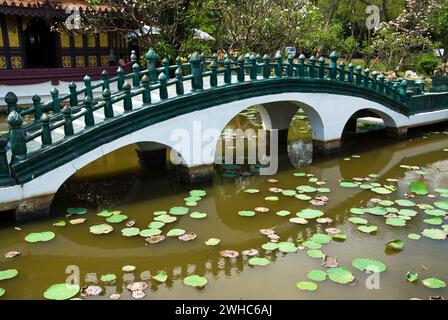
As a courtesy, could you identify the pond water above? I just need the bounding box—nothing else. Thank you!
[0,108,447,300]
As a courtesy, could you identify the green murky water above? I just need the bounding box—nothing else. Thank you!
[0,108,447,300]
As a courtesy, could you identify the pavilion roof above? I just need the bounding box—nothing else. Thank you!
[0,0,110,16]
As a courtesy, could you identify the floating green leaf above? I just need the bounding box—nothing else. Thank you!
[97,210,116,217]
[434,202,448,210]
[238,211,256,217]
[310,234,331,245]
[148,221,165,229]
[357,226,378,234]
[276,210,291,217]
[395,199,416,207]
[296,281,318,291]
[262,242,279,251]
[406,272,418,283]
[265,196,279,202]
[139,229,162,237]
[422,228,447,240]
[422,278,446,289]
[53,220,66,227]
[379,200,395,207]
[183,275,208,287]
[190,212,207,219]
[371,187,393,195]
[327,267,355,284]
[167,229,186,237]
[244,189,260,194]
[424,209,447,217]
[184,196,201,203]
[339,181,359,188]
[408,234,421,240]
[25,231,55,243]
[295,194,312,201]
[185,202,198,207]
[154,215,177,223]
[386,239,404,250]
[350,208,365,215]
[169,207,189,216]
[332,232,347,241]
[66,208,87,216]
[352,258,387,273]
[386,218,406,227]
[296,185,317,193]
[409,182,429,196]
[307,249,324,259]
[317,188,331,193]
[278,242,297,253]
[152,271,168,283]
[349,217,368,225]
[248,258,271,266]
[43,284,80,300]
[0,269,18,281]
[364,207,387,216]
[399,209,418,217]
[294,172,306,177]
[106,214,128,224]
[153,211,167,216]
[101,274,116,282]
[423,217,443,226]
[297,209,324,219]
[302,241,322,250]
[282,190,297,197]
[190,190,206,197]
[307,270,327,282]
[205,238,221,246]
[121,227,140,237]
[89,224,113,235]
[0,288,4,297]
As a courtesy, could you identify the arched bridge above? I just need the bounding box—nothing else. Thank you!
[0,50,447,221]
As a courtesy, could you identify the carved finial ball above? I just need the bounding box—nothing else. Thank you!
[356,65,363,71]
[41,113,50,123]
[275,51,283,60]
[329,51,339,60]
[123,82,132,90]
[102,88,111,97]
[7,111,23,127]
[50,87,59,95]
[319,56,326,63]
[190,52,201,63]
[299,54,306,61]
[263,54,270,61]
[309,55,316,62]
[83,75,91,82]
[146,49,157,60]
[101,70,109,77]
[175,66,183,76]
[141,74,150,82]
[348,63,355,69]
[117,66,124,73]
[238,55,245,62]
[32,95,41,103]
[84,95,92,104]
[158,72,167,81]
[132,63,140,71]
[69,82,77,89]
[162,57,169,64]
[5,92,18,104]
[249,54,257,61]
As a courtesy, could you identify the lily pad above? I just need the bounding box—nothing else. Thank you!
[352,258,387,273]
[154,215,177,223]
[386,239,404,250]
[276,210,291,217]
[386,218,406,227]
[190,190,206,197]
[379,200,395,207]
[97,210,116,217]
[53,220,66,227]
[122,265,136,272]
[296,281,318,291]
[350,208,365,215]
[184,196,202,203]
[357,226,378,234]
[167,229,186,237]
[25,231,55,243]
[364,207,387,216]
[422,228,446,240]
[101,274,117,282]
[238,210,256,217]
[399,209,418,217]
[339,181,359,188]
[148,221,165,229]
[169,207,189,216]
[349,217,368,225]
[307,270,327,282]
[106,214,128,224]
[205,238,221,246]
[395,199,416,207]
[422,277,446,289]
[0,269,18,281]
[244,189,260,194]
[409,182,429,195]
[43,284,80,300]
[66,208,87,216]
[296,185,317,193]
[302,241,322,250]
[406,272,418,282]
[248,257,271,266]
[295,194,312,201]
[262,242,279,251]
[306,249,324,259]
[153,211,167,216]
[183,275,208,287]
[297,209,324,219]
[408,233,421,240]
[89,224,114,235]
[281,190,296,197]
[139,229,162,237]
[278,242,297,253]
[190,212,208,219]
[121,227,140,237]
[310,234,332,245]
[332,232,347,241]
[327,267,355,284]
[152,271,168,283]
[423,217,443,226]
[434,201,448,210]
[424,209,447,217]
[265,196,279,202]
[371,187,393,195]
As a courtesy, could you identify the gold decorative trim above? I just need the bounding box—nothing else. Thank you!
[0,56,6,69]
[74,34,83,48]
[87,34,96,48]
[60,32,70,48]
[101,55,109,67]
[99,32,108,48]
[88,55,97,67]
[62,56,72,68]
[11,56,22,69]
[75,56,85,68]
[6,17,19,48]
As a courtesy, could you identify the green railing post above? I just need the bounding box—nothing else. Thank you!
[355,66,363,85]
[7,111,27,162]
[83,96,94,128]
[32,95,42,120]
[250,54,258,80]
[338,62,346,82]
[237,55,245,82]
[123,82,133,111]
[146,49,158,84]
[378,74,385,93]
[117,66,125,91]
[329,51,338,80]
[158,73,168,100]
[318,57,326,79]
[50,87,61,113]
[132,63,140,88]
[175,67,185,94]
[69,82,78,107]
[287,54,294,77]
[176,56,182,68]
[363,69,370,87]
[392,83,400,100]
[201,53,207,73]
[162,58,170,78]
[83,75,93,99]
[141,75,152,105]
[347,64,355,83]
[40,113,52,147]
[62,106,74,137]
[103,88,114,118]
[308,56,316,78]
[263,54,271,79]
[5,92,18,113]
[298,54,305,77]
[371,71,378,91]
[224,57,232,84]
[130,50,137,63]
[274,51,283,77]
[101,70,110,91]
[385,82,392,96]
[399,80,408,103]
[0,138,14,185]
[190,52,203,91]
[256,54,262,76]
[210,60,218,87]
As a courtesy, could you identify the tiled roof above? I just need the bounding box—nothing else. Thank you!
[0,0,109,11]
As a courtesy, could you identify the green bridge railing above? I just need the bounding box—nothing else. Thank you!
[0,49,446,186]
